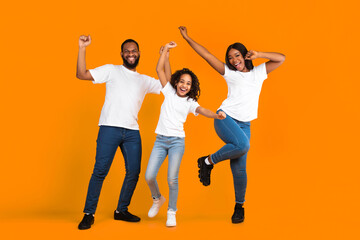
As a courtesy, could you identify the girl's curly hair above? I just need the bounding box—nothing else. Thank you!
[170,68,200,101]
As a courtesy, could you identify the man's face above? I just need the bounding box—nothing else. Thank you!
[121,42,140,69]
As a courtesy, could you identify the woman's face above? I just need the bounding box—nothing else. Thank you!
[228,48,247,72]
[176,73,192,97]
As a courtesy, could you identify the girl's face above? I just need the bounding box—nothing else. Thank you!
[176,73,192,97]
[228,48,248,72]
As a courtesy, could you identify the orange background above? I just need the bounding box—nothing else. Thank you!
[1,0,359,239]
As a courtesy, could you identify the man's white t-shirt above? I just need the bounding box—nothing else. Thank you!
[155,82,200,137]
[89,64,162,130]
[219,63,268,122]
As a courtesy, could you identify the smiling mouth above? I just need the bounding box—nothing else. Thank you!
[179,87,188,93]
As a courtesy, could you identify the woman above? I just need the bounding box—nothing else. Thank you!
[178,26,285,223]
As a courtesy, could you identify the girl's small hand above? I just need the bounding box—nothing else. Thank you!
[178,26,188,38]
[245,50,260,60]
[159,46,164,55]
[165,41,177,49]
[217,111,226,120]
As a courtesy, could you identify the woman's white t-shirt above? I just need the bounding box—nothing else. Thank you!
[155,82,200,137]
[219,63,267,122]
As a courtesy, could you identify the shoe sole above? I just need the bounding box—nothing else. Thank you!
[197,158,211,186]
[232,219,244,224]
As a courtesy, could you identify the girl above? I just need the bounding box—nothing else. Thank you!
[178,26,286,223]
[145,41,225,227]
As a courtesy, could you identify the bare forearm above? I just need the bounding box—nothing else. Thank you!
[182,34,224,75]
[76,47,92,80]
[164,53,171,81]
[258,52,286,63]
[156,49,169,87]
[196,107,219,119]
[183,36,212,60]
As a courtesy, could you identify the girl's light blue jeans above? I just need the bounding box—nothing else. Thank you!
[211,110,251,204]
[145,135,185,211]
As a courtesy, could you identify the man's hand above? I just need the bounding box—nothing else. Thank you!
[79,35,91,48]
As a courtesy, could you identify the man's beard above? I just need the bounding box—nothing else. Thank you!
[122,55,140,69]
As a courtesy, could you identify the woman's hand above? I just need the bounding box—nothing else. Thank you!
[245,50,260,60]
[178,26,189,39]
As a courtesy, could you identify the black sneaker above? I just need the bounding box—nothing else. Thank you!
[78,214,94,230]
[197,156,213,186]
[231,203,244,223]
[114,210,141,222]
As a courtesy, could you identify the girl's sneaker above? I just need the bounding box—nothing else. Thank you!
[166,209,176,227]
[148,196,166,218]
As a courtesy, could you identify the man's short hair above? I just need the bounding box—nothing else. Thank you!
[121,39,139,52]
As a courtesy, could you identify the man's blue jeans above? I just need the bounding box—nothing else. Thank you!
[145,135,185,211]
[211,110,250,204]
[83,126,142,214]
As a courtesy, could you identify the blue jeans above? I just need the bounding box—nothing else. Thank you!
[211,110,250,204]
[145,135,185,211]
[83,126,142,214]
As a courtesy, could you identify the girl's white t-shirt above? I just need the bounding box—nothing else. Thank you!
[89,64,162,130]
[219,63,267,122]
[155,82,200,137]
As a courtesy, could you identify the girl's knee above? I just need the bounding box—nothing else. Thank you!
[167,177,178,189]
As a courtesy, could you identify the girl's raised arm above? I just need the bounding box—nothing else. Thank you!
[245,50,286,74]
[179,26,225,75]
[156,42,177,87]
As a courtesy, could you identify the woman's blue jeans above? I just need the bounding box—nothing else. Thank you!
[83,126,142,214]
[145,135,185,211]
[211,110,250,204]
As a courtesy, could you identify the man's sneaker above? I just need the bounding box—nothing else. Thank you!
[197,156,213,186]
[148,196,166,218]
[166,209,176,227]
[231,203,244,223]
[78,213,94,230]
[114,210,141,222]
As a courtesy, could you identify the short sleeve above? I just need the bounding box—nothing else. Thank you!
[223,63,231,77]
[89,64,113,84]
[254,63,268,83]
[189,100,200,116]
[161,82,175,96]
[146,76,162,94]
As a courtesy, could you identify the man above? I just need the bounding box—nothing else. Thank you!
[76,35,161,230]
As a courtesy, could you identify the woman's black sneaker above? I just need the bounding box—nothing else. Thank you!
[197,156,213,186]
[114,210,141,222]
[78,214,94,230]
[231,203,244,223]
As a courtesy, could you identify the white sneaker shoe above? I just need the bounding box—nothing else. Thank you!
[166,209,176,227]
[148,196,166,218]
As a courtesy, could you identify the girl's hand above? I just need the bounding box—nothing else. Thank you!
[79,35,91,48]
[159,46,165,54]
[217,111,226,120]
[245,50,260,60]
[165,41,177,49]
[178,26,188,39]
[159,46,170,58]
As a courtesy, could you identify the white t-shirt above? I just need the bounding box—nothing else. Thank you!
[89,64,162,130]
[155,82,200,137]
[219,63,267,122]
